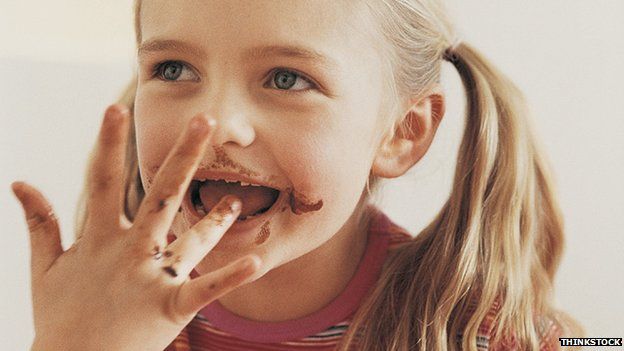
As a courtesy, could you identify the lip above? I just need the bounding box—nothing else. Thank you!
[182,170,288,233]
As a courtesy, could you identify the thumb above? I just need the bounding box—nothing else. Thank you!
[11,181,64,281]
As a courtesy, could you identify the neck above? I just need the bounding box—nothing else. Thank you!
[216,201,372,322]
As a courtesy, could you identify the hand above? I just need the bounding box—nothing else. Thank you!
[12,105,261,351]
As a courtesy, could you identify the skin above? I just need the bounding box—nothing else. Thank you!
[13,1,445,348]
[13,107,263,351]
[135,0,445,321]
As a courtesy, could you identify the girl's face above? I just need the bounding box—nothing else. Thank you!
[134,1,388,269]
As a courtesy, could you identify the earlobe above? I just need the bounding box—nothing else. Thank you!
[371,85,446,179]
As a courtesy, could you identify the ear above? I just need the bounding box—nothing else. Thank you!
[372,84,446,178]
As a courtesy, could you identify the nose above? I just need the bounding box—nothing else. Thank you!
[203,88,256,148]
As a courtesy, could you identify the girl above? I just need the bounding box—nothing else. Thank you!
[12,0,583,350]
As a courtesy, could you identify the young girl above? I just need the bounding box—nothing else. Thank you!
[12,1,583,350]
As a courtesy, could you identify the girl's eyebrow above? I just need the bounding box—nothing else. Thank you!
[138,39,206,59]
[137,39,340,73]
[245,45,340,73]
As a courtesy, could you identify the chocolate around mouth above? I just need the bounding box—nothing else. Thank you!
[287,188,323,215]
[188,180,323,219]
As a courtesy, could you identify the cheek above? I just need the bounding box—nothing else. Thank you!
[274,119,375,214]
[133,90,190,187]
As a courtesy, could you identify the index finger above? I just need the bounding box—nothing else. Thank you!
[132,113,216,244]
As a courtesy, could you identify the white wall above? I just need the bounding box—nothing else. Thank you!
[1,1,623,348]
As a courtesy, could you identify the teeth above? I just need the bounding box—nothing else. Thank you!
[195,178,265,187]
[194,177,277,189]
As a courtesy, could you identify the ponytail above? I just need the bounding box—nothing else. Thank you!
[337,41,583,351]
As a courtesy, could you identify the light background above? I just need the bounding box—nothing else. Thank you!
[1,1,623,348]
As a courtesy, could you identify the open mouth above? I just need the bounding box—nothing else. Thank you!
[189,179,281,221]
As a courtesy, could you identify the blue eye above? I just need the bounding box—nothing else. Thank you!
[152,61,199,82]
[150,62,317,94]
[267,68,317,94]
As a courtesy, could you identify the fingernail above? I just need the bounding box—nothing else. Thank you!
[206,117,217,128]
[102,111,123,137]
[190,115,210,133]
[117,104,130,115]
[228,196,242,212]
[215,195,241,212]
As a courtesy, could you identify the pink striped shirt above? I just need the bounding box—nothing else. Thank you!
[164,207,561,350]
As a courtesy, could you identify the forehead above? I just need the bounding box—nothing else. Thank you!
[139,0,382,69]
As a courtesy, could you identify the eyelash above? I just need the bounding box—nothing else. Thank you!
[267,68,318,95]
[150,60,318,95]
[151,60,198,82]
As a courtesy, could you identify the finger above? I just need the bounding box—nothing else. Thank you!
[133,114,215,243]
[85,104,130,229]
[11,181,63,281]
[159,195,241,278]
[175,254,261,317]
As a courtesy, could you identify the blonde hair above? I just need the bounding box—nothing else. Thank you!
[75,1,583,350]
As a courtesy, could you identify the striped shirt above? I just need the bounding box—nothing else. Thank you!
[164,207,561,350]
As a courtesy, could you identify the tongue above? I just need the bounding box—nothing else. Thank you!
[198,180,280,217]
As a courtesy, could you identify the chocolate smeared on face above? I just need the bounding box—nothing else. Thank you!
[208,146,260,177]
[255,221,271,245]
[286,188,323,215]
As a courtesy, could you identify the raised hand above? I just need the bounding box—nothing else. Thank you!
[12,104,261,351]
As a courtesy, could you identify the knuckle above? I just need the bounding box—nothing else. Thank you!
[91,173,113,193]
[145,190,177,214]
[197,280,219,302]
[188,226,211,245]
[27,212,56,233]
[123,238,162,266]
[217,268,248,291]
[149,198,170,214]
[223,271,244,288]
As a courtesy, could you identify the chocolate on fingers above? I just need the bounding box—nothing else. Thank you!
[159,195,242,279]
